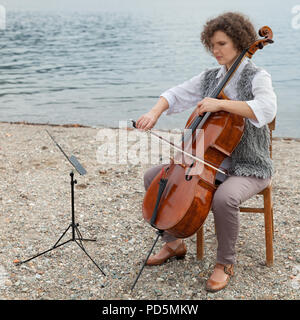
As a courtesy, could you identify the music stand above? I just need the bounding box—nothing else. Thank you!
[15,129,106,276]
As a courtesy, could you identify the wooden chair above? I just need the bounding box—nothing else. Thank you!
[196,118,276,267]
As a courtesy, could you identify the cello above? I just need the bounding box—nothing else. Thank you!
[131,26,273,290]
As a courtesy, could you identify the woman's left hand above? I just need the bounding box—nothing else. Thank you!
[196,97,222,115]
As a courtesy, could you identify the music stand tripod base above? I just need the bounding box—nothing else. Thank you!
[15,170,106,277]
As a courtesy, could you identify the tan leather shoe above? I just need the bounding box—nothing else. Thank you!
[146,242,187,266]
[205,263,234,292]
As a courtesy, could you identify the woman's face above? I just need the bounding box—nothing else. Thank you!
[210,30,240,70]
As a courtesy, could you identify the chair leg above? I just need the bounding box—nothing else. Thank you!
[264,188,274,267]
[196,225,204,260]
[271,206,274,239]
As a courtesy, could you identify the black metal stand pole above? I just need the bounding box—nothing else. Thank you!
[131,229,164,291]
[15,171,106,276]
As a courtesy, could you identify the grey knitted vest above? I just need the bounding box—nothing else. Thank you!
[200,60,273,179]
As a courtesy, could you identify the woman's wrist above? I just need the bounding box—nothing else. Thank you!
[150,96,169,119]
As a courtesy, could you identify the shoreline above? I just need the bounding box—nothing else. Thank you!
[1,120,300,142]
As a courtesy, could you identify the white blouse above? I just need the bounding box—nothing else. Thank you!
[161,57,277,128]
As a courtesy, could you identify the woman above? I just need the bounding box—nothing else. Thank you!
[135,12,277,292]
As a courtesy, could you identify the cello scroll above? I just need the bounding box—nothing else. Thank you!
[246,26,274,58]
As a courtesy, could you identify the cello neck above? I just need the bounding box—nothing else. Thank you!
[209,48,248,98]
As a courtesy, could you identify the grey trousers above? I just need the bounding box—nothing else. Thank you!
[143,164,271,265]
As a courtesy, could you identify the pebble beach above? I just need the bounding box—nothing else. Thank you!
[0,121,299,300]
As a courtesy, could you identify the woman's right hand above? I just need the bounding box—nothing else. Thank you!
[135,97,169,131]
[135,111,159,131]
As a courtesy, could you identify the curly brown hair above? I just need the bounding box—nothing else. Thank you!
[201,12,258,53]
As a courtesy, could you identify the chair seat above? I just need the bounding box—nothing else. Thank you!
[240,182,272,213]
[258,180,272,195]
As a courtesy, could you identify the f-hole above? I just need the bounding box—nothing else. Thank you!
[185,162,195,181]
